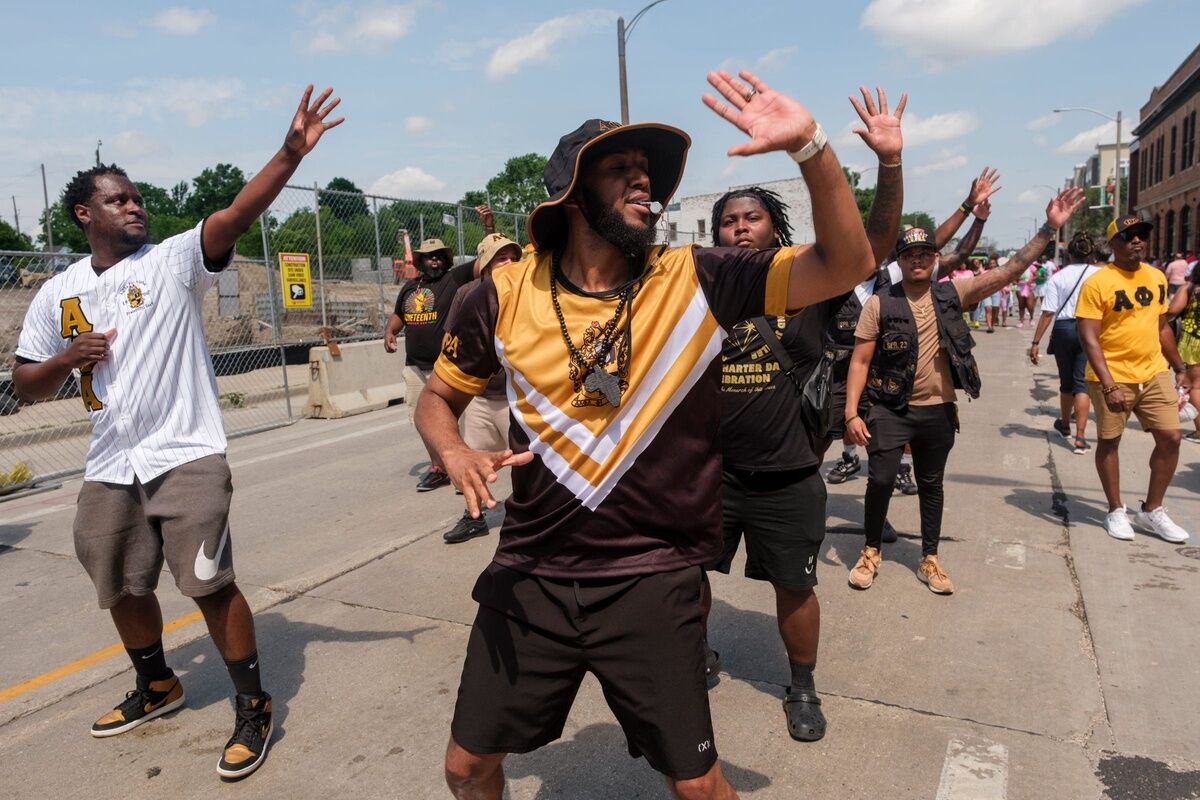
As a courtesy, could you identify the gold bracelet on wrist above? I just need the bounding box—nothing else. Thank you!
[1101,384,1121,395]
[879,158,901,168]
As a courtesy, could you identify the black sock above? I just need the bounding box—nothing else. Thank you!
[126,640,171,681]
[789,661,816,694]
[224,651,263,696]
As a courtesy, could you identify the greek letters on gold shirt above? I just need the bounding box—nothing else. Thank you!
[436,244,795,578]
[15,222,230,484]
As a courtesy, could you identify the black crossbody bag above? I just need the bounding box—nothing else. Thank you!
[749,317,836,439]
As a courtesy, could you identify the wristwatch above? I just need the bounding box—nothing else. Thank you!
[789,123,828,164]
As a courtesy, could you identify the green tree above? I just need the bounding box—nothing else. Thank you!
[135,180,193,244]
[483,153,548,213]
[0,220,33,251]
[844,168,875,228]
[320,177,369,221]
[901,211,936,232]
[1067,178,1128,243]
[185,164,246,218]
[37,203,90,253]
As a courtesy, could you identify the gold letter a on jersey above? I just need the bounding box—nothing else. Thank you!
[59,297,94,337]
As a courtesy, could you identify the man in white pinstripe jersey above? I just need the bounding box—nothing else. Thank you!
[13,85,343,781]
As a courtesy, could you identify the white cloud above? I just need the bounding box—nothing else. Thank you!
[405,115,433,134]
[0,78,258,131]
[368,166,445,197]
[1056,121,1118,154]
[149,7,216,36]
[720,161,739,179]
[1017,189,1045,204]
[110,131,165,159]
[911,146,968,177]
[486,10,616,80]
[861,0,1147,71]
[903,111,980,148]
[756,46,798,72]
[1026,113,1061,131]
[297,1,424,54]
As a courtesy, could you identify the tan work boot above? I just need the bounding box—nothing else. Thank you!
[917,554,954,594]
[848,546,881,589]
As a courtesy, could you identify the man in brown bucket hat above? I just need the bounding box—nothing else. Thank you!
[416,68,876,799]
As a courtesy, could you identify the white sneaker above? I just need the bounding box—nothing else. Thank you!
[1134,505,1190,543]
[1103,506,1135,541]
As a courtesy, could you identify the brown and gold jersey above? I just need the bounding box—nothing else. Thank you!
[435,244,796,578]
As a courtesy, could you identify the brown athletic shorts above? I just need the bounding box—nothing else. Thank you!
[451,563,717,781]
[1087,372,1179,440]
[74,454,235,609]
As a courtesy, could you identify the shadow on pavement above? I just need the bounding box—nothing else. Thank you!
[0,522,33,554]
[166,608,434,748]
[503,722,771,798]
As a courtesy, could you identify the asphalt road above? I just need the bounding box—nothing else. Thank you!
[0,326,1197,799]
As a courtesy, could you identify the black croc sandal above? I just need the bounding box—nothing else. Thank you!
[783,690,826,741]
[704,642,721,689]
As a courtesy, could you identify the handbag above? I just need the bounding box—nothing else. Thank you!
[749,317,836,438]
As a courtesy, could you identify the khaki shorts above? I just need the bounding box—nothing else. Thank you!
[462,395,510,452]
[404,366,430,422]
[74,455,235,609]
[1087,372,1179,440]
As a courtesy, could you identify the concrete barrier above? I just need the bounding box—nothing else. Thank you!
[305,338,408,419]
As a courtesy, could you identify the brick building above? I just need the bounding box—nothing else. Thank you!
[1130,44,1200,259]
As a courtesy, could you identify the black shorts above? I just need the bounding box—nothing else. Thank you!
[707,466,826,591]
[451,563,716,781]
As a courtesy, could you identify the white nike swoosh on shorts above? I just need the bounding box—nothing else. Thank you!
[194,523,230,582]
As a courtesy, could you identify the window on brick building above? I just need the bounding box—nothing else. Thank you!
[1157,135,1165,183]
[1170,125,1177,176]
[1166,210,1176,256]
[1182,206,1192,255]
[1185,112,1197,170]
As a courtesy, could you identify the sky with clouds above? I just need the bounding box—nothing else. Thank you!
[1,0,1198,247]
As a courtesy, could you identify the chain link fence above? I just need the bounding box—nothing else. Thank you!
[0,186,529,493]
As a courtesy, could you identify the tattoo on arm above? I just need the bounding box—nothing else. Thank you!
[964,231,1050,304]
[865,165,903,266]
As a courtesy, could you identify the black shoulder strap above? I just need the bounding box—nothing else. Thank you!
[750,317,804,395]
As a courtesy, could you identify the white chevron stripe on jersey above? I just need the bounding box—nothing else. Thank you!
[498,282,723,510]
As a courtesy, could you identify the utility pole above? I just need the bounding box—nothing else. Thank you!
[617,17,629,124]
[95,140,102,167]
[40,163,54,251]
[12,196,20,236]
[1112,110,1123,220]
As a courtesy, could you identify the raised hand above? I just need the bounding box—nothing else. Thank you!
[849,86,907,164]
[703,69,816,156]
[1046,187,1087,229]
[283,85,345,158]
[474,204,495,233]
[974,198,992,221]
[967,167,1002,206]
[442,446,535,519]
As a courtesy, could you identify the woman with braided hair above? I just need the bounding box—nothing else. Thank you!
[1030,231,1104,453]
[1167,260,1200,442]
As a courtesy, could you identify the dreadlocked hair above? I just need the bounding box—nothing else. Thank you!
[710,186,793,247]
[62,164,129,230]
[1066,231,1095,263]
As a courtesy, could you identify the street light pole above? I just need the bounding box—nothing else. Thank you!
[1053,106,1123,224]
[616,0,670,124]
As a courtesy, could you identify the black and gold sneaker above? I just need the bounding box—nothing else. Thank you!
[217,692,273,780]
[90,673,185,737]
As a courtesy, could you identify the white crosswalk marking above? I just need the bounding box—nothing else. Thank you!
[935,738,1008,800]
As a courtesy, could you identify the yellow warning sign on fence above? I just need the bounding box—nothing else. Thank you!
[279,252,313,309]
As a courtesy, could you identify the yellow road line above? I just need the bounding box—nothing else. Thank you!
[0,611,204,704]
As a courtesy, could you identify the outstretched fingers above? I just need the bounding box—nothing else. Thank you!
[849,90,873,126]
[707,70,751,110]
[702,92,741,127]
[738,69,771,95]
[308,86,333,114]
[297,84,314,112]
[894,91,908,118]
[317,95,341,120]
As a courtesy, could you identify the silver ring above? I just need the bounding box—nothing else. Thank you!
[744,88,756,101]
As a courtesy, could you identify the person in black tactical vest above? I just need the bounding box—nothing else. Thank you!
[825,171,1000,492]
[842,188,1087,594]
